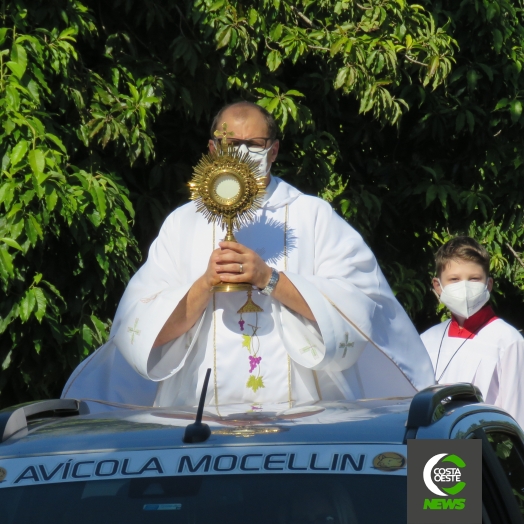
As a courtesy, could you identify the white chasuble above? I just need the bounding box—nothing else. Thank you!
[421,309,524,428]
[63,176,434,407]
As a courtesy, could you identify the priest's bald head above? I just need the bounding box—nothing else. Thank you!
[208,101,280,186]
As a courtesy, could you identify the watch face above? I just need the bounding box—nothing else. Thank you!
[212,173,242,205]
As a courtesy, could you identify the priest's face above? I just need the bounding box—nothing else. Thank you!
[208,106,279,186]
[432,259,493,296]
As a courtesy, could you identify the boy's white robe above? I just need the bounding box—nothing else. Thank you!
[63,177,434,407]
[421,315,524,428]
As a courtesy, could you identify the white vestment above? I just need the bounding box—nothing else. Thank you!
[421,308,524,428]
[63,176,434,407]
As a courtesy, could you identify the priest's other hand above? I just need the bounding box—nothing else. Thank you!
[207,241,272,289]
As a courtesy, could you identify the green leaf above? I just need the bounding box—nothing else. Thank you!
[20,289,36,322]
[29,215,43,240]
[335,67,349,89]
[510,100,522,123]
[216,26,232,49]
[28,149,45,174]
[1,350,12,371]
[266,50,282,72]
[10,140,29,166]
[0,183,14,208]
[0,248,14,279]
[0,238,23,251]
[286,90,304,97]
[33,287,47,322]
[426,185,438,207]
[248,8,258,25]
[493,29,503,53]
[0,28,8,47]
[330,37,348,57]
[428,56,439,78]
[45,133,67,153]
[494,98,509,111]
[82,324,94,349]
[266,97,280,113]
[94,183,107,219]
[6,61,25,79]
[45,186,58,212]
[25,218,38,245]
[209,0,225,11]
[269,23,283,41]
[11,43,27,77]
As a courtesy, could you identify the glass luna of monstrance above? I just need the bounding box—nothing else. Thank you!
[188,123,266,297]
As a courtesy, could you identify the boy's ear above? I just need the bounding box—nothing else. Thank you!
[487,276,494,292]
[432,277,442,297]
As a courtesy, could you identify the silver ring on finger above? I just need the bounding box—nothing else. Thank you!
[239,263,243,274]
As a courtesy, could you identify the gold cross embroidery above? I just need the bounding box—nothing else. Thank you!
[213,122,234,148]
[300,338,320,360]
[128,318,141,344]
[339,332,355,358]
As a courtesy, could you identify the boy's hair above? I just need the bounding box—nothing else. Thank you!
[435,236,490,277]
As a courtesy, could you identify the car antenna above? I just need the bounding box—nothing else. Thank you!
[183,368,212,444]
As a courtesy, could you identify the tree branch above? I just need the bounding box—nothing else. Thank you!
[404,54,428,67]
[175,5,197,39]
[291,6,319,29]
[506,243,524,270]
[308,45,330,51]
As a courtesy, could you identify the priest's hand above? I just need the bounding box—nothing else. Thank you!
[212,241,271,289]
[154,240,315,347]
[213,241,315,321]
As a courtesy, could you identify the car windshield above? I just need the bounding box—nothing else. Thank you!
[1,473,405,523]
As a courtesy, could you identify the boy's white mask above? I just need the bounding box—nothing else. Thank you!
[236,144,271,177]
[438,279,490,320]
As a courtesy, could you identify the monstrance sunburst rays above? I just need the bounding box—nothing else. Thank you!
[188,123,267,304]
[189,133,266,242]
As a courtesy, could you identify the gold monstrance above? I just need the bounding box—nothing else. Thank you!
[189,124,266,304]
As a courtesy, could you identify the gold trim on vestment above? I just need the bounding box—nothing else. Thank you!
[212,202,293,409]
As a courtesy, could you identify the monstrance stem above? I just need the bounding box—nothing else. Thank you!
[224,216,236,242]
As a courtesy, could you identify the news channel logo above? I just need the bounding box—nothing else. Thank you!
[407,440,481,524]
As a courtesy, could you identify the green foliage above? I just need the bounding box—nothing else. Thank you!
[0,1,140,406]
[2,0,524,407]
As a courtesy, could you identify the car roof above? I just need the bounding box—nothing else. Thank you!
[0,398,414,458]
[0,383,513,460]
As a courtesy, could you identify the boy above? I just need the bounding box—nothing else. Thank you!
[421,236,524,428]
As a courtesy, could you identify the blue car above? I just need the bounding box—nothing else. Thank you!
[1,383,523,523]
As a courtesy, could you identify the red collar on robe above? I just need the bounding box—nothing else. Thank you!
[449,306,498,339]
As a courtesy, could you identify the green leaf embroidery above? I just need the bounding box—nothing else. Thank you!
[242,334,252,353]
[246,375,265,392]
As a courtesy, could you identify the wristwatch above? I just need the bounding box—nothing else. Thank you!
[260,268,280,296]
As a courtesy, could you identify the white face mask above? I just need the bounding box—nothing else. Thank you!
[438,280,490,319]
[237,144,271,178]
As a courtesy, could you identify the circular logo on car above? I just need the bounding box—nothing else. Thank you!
[423,453,466,496]
[0,467,7,482]
[373,452,406,471]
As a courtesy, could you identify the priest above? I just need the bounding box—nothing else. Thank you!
[63,101,434,408]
